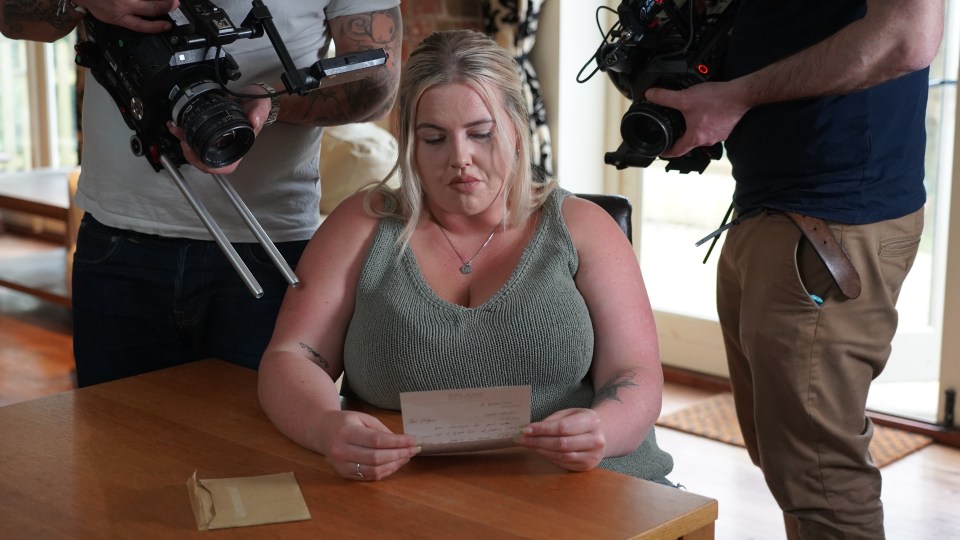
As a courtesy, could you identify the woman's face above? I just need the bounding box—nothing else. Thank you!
[414,82,516,218]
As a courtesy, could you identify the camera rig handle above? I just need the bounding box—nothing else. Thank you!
[241,0,388,96]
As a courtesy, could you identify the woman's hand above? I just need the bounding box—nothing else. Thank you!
[316,410,421,482]
[166,84,274,175]
[515,408,607,472]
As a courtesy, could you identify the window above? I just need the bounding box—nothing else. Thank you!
[0,33,79,173]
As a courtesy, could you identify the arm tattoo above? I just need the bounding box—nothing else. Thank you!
[303,8,401,124]
[333,9,400,61]
[593,369,639,405]
[298,341,330,369]
[3,0,78,36]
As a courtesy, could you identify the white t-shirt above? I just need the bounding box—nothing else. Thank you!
[75,0,398,242]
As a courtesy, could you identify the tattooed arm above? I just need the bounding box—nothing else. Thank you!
[1,0,84,41]
[275,7,401,126]
[1,0,178,42]
[276,7,401,127]
[593,369,640,406]
[573,196,664,455]
[516,197,663,471]
[259,193,418,482]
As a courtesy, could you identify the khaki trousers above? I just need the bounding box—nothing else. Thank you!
[716,208,923,540]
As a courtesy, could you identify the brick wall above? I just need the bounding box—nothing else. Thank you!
[372,1,485,132]
[399,1,485,60]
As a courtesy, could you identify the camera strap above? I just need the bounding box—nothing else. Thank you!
[695,204,762,264]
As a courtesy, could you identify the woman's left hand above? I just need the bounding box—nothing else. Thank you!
[515,408,606,472]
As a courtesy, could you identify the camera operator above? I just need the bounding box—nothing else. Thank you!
[644,1,943,539]
[0,1,402,387]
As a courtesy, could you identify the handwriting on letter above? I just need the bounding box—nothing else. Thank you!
[400,385,531,455]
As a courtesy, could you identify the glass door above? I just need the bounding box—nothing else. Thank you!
[0,33,79,172]
[868,1,959,424]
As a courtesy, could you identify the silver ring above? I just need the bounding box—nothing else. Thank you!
[355,462,363,479]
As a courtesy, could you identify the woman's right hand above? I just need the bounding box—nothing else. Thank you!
[317,410,421,482]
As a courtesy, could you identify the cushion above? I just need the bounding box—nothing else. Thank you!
[318,123,398,215]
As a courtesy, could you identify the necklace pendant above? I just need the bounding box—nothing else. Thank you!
[460,263,473,275]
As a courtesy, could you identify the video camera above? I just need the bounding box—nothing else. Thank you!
[72,0,388,297]
[74,0,386,171]
[586,0,738,173]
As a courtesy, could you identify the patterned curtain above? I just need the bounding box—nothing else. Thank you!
[483,0,554,180]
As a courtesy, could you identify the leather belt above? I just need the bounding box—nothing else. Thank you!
[784,212,861,299]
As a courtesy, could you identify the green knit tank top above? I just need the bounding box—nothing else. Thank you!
[343,189,673,482]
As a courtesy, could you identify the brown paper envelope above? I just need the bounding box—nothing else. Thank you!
[187,470,311,531]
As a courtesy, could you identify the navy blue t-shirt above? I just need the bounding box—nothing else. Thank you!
[723,0,928,224]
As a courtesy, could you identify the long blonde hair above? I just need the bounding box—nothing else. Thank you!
[364,29,556,249]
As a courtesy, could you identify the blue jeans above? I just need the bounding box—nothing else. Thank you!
[72,213,308,387]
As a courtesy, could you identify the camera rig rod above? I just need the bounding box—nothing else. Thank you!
[160,155,265,298]
[211,173,300,288]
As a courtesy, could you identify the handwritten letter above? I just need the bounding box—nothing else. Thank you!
[400,385,531,455]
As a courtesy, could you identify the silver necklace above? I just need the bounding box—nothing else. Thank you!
[436,219,501,275]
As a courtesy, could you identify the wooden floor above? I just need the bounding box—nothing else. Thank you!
[0,284,74,407]
[1,272,959,538]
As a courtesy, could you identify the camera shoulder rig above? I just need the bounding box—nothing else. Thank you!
[588,0,738,174]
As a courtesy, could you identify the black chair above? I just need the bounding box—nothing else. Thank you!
[576,193,633,244]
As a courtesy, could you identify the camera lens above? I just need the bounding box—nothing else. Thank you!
[621,101,686,158]
[172,82,255,168]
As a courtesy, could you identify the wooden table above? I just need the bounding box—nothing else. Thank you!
[0,168,71,222]
[0,167,73,306]
[0,360,717,539]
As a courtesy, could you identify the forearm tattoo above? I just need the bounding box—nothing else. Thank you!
[302,8,401,124]
[2,0,77,36]
[593,369,639,405]
[298,341,330,369]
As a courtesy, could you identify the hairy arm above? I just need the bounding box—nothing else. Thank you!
[735,0,943,106]
[647,0,945,157]
[277,6,402,126]
[1,0,178,41]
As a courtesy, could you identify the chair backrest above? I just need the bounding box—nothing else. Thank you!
[575,193,633,243]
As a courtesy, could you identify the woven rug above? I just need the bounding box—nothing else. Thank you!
[657,393,934,468]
